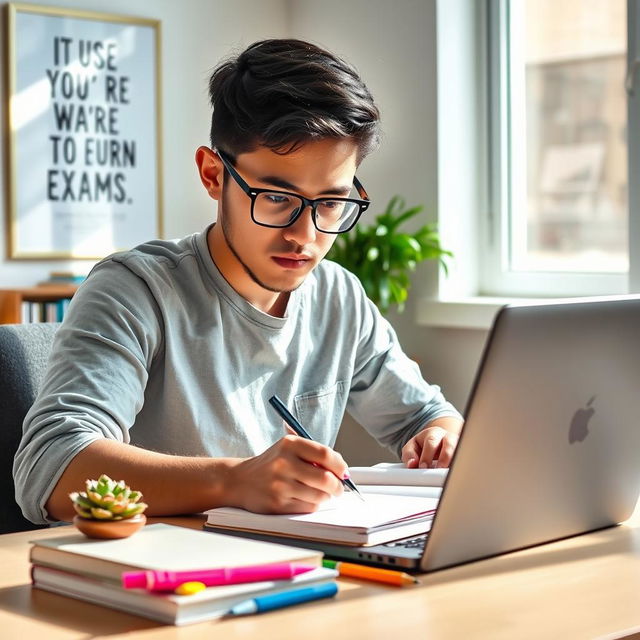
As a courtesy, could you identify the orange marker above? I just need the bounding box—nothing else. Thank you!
[322,559,419,586]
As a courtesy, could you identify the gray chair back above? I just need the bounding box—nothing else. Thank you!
[0,323,59,533]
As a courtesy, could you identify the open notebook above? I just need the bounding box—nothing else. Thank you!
[205,491,438,546]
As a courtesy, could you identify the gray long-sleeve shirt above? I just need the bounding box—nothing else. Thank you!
[13,227,461,524]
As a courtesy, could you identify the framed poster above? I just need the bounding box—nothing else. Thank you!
[5,3,162,259]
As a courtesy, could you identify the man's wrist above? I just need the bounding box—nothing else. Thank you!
[206,456,244,509]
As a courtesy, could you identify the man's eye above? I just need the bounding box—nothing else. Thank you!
[320,200,340,210]
[265,194,290,204]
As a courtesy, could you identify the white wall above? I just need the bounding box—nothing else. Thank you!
[0,0,288,285]
[288,0,438,221]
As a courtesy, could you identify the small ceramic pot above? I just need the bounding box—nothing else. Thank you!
[73,513,147,539]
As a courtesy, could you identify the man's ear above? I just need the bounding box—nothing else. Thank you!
[195,146,224,199]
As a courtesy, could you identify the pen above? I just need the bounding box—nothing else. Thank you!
[322,559,419,587]
[268,394,365,501]
[227,582,338,615]
[121,563,316,591]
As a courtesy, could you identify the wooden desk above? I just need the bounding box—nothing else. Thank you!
[2,515,640,640]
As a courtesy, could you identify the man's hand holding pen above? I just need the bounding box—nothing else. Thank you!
[224,394,364,515]
[268,395,364,500]
[225,435,347,514]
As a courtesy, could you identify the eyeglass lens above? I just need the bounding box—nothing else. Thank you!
[253,192,360,232]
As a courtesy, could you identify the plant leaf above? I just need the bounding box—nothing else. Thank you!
[326,195,453,314]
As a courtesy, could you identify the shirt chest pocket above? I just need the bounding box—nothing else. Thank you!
[293,380,348,448]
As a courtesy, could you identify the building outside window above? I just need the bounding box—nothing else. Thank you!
[482,0,637,297]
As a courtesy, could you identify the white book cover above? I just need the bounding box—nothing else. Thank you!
[30,523,321,582]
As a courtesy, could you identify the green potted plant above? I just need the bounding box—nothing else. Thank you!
[327,196,452,314]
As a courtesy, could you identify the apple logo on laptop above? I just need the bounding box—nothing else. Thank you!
[568,396,596,443]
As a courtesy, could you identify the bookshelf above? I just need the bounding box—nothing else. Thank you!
[0,284,78,324]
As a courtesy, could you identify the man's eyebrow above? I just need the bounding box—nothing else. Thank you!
[257,174,353,197]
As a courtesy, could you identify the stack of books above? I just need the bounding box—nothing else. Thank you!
[30,523,337,625]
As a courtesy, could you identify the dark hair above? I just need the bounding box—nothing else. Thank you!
[208,39,380,163]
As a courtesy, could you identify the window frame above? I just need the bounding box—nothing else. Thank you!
[628,0,640,292]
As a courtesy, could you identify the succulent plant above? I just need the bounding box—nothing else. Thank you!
[70,474,148,520]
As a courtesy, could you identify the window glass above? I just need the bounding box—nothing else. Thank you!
[511,0,627,273]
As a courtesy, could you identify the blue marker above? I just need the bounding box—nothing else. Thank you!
[228,582,338,616]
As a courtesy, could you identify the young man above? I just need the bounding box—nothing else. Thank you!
[14,39,463,525]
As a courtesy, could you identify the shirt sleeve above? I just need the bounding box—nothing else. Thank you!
[12,259,163,524]
[345,274,462,458]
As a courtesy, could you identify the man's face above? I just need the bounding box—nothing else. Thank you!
[211,138,359,299]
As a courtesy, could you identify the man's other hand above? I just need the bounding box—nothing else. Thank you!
[401,417,464,469]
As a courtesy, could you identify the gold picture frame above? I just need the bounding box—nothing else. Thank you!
[5,3,163,259]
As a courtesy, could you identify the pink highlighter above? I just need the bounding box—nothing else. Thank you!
[122,563,315,592]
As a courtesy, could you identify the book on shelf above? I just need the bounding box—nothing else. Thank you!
[43,271,87,284]
[30,523,334,625]
[21,298,71,323]
[205,491,439,546]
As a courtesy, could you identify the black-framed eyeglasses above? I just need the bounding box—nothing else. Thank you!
[215,148,371,234]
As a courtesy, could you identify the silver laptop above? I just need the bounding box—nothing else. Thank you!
[208,297,640,572]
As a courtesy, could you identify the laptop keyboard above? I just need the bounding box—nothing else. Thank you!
[382,533,428,550]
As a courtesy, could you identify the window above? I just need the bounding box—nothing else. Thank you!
[482,0,639,297]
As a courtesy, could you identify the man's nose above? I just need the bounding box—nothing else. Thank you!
[282,204,317,245]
